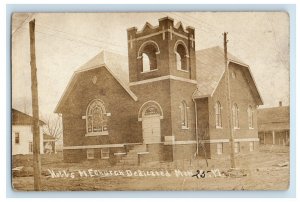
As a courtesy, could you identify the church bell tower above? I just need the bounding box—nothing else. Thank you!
[127,16,197,85]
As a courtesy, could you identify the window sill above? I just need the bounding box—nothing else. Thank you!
[249,127,254,130]
[234,127,240,130]
[181,126,189,130]
[114,152,126,156]
[141,69,158,74]
[101,157,109,160]
[137,151,150,155]
[216,126,223,129]
[85,131,109,137]
[177,69,189,73]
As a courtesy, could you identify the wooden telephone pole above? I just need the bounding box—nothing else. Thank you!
[29,19,42,190]
[223,32,236,169]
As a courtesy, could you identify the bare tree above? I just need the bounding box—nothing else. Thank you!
[42,114,62,141]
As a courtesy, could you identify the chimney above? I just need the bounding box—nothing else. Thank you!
[279,101,282,107]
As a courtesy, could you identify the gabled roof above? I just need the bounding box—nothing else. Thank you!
[12,108,45,125]
[54,51,138,113]
[194,46,263,105]
[257,106,290,131]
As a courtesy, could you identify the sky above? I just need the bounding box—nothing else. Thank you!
[11,12,290,117]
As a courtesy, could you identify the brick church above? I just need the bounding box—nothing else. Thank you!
[55,17,263,164]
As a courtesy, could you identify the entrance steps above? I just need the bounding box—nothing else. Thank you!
[115,144,148,166]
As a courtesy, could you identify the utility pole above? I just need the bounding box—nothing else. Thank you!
[223,32,236,169]
[29,19,42,190]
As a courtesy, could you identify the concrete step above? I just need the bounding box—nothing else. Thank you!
[123,151,138,156]
[128,148,146,153]
[119,160,137,164]
[115,162,136,166]
[116,144,148,166]
[121,157,138,161]
[125,152,140,156]
[132,144,147,150]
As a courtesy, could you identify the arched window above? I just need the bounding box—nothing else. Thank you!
[248,105,254,128]
[175,43,188,71]
[232,103,239,129]
[142,53,151,72]
[86,99,108,133]
[140,44,158,72]
[180,101,188,129]
[175,52,182,70]
[215,101,222,128]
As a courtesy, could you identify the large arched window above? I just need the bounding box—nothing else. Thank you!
[232,103,239,129]
[215,101,222,128]
[86,99,108,133]
[248,105,254,128]
[180,101,189,129]
[175,42,188,71]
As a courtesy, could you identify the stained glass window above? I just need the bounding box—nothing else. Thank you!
[144,106,159,116]
[86,100,107,133]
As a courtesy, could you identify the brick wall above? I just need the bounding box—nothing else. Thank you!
[61,67,140,162]
[196,98,209,140]
[173,143,196,160]
[139,144,163,164]
[170,80,197,141]
[202,63,260,158]
[130,79,173,140]
[208,63,259,140]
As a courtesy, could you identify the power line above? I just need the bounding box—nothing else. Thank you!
[167,13,221,37]
[13,13,254,55]
[169,12,257,51]
[34,22,127,49]
[17,26,128,56]
[12,18,127,50]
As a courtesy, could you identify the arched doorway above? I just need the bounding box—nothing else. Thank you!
[138,101,163,144]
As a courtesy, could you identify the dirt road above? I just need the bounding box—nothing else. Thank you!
[12,145,289,191]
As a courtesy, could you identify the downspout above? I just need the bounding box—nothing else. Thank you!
[188,32,192,79]
[192,98,198,156]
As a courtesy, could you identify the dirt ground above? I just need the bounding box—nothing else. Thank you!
[11,145,290,191]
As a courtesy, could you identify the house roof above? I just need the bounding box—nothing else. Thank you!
[12,108,45,126]
[54,51,138,113]
[194,46,263,105]
[257,106,290,131]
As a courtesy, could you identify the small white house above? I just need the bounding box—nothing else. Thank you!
[12,108,45,155]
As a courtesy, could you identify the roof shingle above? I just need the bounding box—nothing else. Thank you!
[195,46,247,97]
